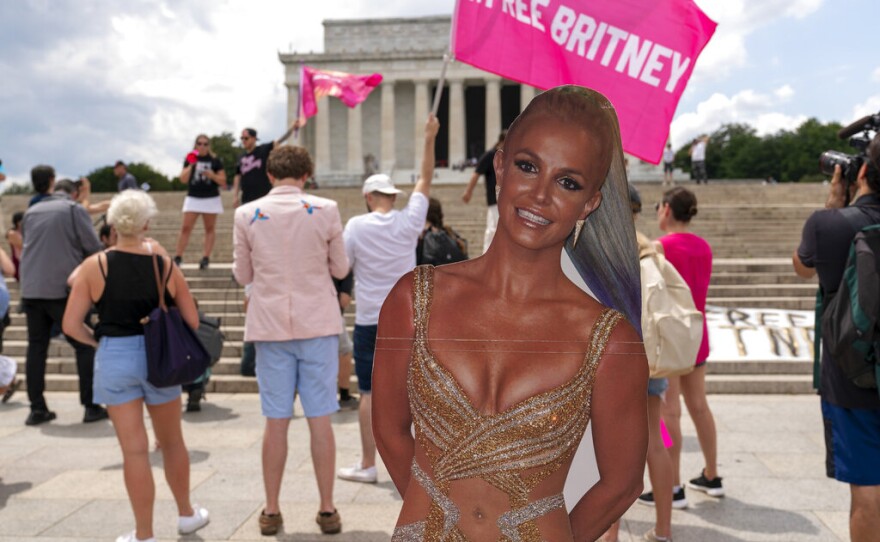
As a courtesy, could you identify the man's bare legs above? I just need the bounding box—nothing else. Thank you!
[850,485,880,542]
[307,415,337,512]
[262,417,290,515]
[358,392,376,469]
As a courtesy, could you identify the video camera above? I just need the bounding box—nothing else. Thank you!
[820,111,880,194]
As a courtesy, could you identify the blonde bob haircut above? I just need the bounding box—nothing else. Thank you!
[107,189,158,236]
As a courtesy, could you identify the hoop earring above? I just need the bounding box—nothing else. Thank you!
[572,219,585,247]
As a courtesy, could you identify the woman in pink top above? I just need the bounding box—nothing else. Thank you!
[644,187,723,510]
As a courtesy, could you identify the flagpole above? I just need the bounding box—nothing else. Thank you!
[431,52,451,117]
[294,62,304,143]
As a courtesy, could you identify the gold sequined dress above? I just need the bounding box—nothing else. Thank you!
[392,266,623,542]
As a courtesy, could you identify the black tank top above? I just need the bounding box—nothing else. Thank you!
[95,251,175,338]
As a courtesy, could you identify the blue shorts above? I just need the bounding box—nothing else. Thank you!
[353,324,377,393]
[255,336,338,419]
[94,335,181,406]
[648,377,669,397]
[821,399,880,485]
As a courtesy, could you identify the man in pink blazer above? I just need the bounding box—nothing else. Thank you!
[233,145,349,536]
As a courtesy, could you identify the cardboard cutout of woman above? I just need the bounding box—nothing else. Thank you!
[373,86,648,542]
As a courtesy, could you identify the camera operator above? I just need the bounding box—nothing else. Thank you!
[793,134,880,542]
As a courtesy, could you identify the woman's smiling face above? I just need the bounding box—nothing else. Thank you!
[494,112,609,251]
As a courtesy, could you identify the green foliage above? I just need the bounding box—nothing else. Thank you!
[2,182,34,195]
[85,162,185,193]
[209,132,244,184]
[671,118,855,182]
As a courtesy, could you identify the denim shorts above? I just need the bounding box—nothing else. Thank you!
[648,377,669,397]
[353,324,378,393]
[821,399,880,485]
[94,335,181,406]
[338,314,353,356]
[255,335,338,419]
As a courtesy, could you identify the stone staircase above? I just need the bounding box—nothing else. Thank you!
[1,181,827,395]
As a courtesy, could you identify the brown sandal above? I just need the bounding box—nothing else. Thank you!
[259,510,283,536]
[316,509,341,534]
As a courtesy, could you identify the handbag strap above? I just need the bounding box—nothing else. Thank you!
[151,254,170,312]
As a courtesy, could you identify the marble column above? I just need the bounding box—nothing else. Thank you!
[381,81,396,173]
[520,84,536,113]
[485,78,501,152]
[347,105,363,175]
[449,79,465,166]
[413,79,429,173]
[315,96,331,173]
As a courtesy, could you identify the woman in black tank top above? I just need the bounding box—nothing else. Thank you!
[63,190,210,542]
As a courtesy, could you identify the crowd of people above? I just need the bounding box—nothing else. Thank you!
[0,83,877,542]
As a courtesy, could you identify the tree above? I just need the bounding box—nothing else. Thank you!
[84,162,182,192]
[209,132,244,184]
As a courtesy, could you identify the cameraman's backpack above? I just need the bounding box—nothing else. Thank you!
[820,218,880,392]
[418,227,467,266]
[639,246,703,378]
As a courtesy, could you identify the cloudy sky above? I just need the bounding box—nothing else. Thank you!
[0,0,877,185]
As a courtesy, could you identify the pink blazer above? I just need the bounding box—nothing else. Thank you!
[233,185,349,341]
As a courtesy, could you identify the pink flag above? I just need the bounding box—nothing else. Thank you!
[452,0,716,164]
[299,65,383,121]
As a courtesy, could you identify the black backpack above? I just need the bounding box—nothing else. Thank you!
[418,227,467,266]
[819,208,880,394]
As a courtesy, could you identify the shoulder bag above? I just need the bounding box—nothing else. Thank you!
[142,254,210,387]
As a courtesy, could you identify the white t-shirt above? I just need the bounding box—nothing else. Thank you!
[691,141,706,162]
[663,148,675,164]
[344,192,429,326]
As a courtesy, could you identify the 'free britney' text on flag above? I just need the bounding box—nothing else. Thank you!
[452,0,716,163]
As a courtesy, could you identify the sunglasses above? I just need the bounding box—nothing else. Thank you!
[240,136,252,141]
[196,142,209,146]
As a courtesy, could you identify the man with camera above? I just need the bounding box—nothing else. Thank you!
[793,134,880,542]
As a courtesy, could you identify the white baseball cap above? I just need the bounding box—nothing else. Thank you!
[362,174,403,195]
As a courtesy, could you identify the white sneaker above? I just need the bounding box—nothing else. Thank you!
[116,532,156,542]
[337,462,378,483]
[178,505,210,534]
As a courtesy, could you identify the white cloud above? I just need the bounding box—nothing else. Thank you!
[690,0,824,81]
[774,85,794,100]
[872,67,880,83]
[852,95,880,120]
[671,88,807,147]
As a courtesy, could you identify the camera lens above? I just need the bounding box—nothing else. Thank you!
[819,150,853,176]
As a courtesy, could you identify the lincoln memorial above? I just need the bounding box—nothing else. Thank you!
[280,16,665,185]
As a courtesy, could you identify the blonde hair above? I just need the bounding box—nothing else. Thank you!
[107,190,158,236]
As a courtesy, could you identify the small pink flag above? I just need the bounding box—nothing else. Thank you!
[299,65,383,123]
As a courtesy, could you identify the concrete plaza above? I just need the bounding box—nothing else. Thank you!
[0,392,851,541]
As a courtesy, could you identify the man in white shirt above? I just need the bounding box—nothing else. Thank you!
[690,136,708,184]
[662,143,675,186]
[337,115,439,484]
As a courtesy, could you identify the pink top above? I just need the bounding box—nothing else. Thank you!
[658,232,713,364]
[233,185,349,342]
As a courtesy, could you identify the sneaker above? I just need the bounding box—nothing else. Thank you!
[25,409,56,426]
[83,405,109,423]
[688,470,724,497]
[116,531,156,542]
[199,256,210,270]
[316,509,342,534]
[173,255,182,266]
[178,505,210,534]
[259,510,283,536]
[2,378,21,403]
[637,487,688,509]
[338,395,360,411]
[337,462,377,483]
[643,528,672,541]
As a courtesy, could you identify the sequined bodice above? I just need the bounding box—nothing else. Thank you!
[398,266,622,542]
